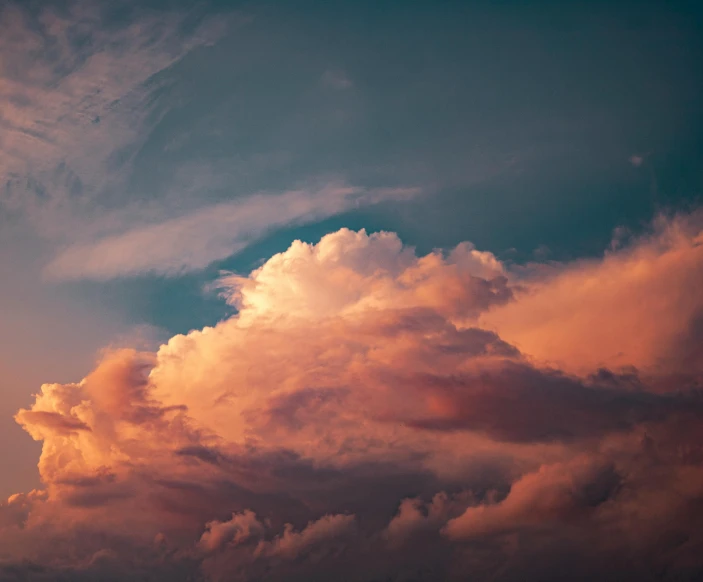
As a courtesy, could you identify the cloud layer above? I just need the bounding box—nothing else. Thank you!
[3,214,703,581]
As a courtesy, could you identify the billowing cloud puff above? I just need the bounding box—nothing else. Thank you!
[383,491,473,547]
[4,216,703,581]
[198,511,265,553]
[218,228,509,323]
[256,513,356,559]
[443,455,621,539]
[483,211,703,376]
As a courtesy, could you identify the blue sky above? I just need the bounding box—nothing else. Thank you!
[0,0,702,528]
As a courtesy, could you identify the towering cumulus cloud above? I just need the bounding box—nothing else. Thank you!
[4,215,703,581]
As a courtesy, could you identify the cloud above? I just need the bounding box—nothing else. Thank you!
[44,185,419,280]
[3,215,703,580]
[383,491,474,547]
[3,2,700,579]
[218,227,507,323]
[482,211,703,376]
[0,489,47,529]
[442,455,621,539]
[0,1,229,233]
[198,510,265,553]
[14,410,91,438]
[393,360,682,442]
[0,2,420,286]
[256,514,356,559]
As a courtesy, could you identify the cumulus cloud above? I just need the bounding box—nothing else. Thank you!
[383,491,475,547]
[198,511,265,554]
[482,211,703,376]
[3,216,703,580]
[0,3,423,284]
[443,455,621,539]
[217,227,508,325]
[256,514,356,559]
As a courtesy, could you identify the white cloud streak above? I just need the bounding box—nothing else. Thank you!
[44,184,420,280]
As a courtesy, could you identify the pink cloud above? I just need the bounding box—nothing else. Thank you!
[482,211,703,377]
[255,514,356,559]
[2,215,703,580]
[443,455,620,539]
[198,510,265,554]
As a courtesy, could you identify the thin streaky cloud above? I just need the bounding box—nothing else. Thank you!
[0,1,230,233]
[44,184,420,280]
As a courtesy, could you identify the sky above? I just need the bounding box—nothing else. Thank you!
[0,0,702,580]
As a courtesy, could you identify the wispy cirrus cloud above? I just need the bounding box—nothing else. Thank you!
[44,184,419,280]
[0,2,423,281]
[0,0,230,233]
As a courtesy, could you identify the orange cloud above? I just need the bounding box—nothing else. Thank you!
[442,455,620,539]
[482,211,703,377]
[3,217,703,581]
